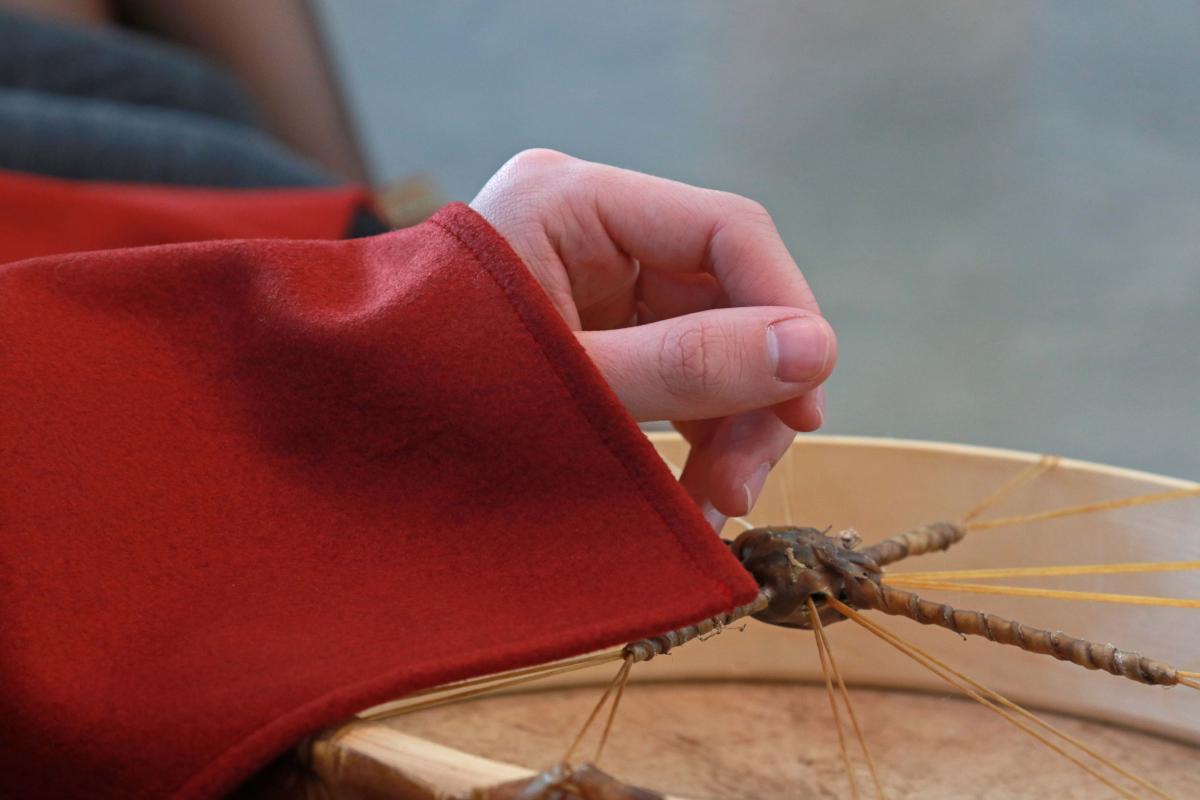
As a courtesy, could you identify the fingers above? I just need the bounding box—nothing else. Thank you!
[578,306,836,422]
[471,149,641,329]
[636,269,726,323]
[472,149,836,471]
[473,149,821,317]
[775,385,826,432]
[577,158,820,314]
[672,418,719,448]
[678,409,798,519]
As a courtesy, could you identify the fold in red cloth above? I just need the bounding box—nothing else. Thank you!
[0,168,370,264]
[0,173,758,799]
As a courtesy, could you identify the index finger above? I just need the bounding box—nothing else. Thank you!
[577,161,820,314]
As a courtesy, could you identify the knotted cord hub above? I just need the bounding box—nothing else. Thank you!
[731,523,1180,687]
[730,525,883,630]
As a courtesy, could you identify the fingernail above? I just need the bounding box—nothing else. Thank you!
[768,316,830,382]
[742,461,771,515]
[813,385,826,428]
[701,501,726,532]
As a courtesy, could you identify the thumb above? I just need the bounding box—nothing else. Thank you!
[578,307,836,422]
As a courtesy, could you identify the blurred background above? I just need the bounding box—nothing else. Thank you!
[3,0,1194,479]
[314,1,1199,479]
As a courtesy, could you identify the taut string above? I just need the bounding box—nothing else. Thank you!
[811,598,860,800]
[593,656,634,764]
[892,561,1200,581]
[828,597,1171,800]
[882,578,1200,608]
[962,454,1060,523]
[809,598,885,799]
[965,486,1200,532]
[360,651,623,720]
[563,658,630,763]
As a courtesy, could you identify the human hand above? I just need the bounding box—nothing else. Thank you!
[471,150,836,527]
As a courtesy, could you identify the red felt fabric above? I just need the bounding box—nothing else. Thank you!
[0,168,370,264]
[0,173,759,799]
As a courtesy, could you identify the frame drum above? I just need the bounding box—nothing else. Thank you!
[252,435,1200,799]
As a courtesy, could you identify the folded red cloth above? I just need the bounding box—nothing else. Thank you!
[0,173,758,799]
[0,168,370,264]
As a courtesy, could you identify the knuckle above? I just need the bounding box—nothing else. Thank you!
[709,190,773,224]
[736,196,774,227]
[505,147,572,176]
[659,321,733,398]
[489,149,585,216]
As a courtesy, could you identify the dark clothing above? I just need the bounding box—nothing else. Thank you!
[0,9,331,188]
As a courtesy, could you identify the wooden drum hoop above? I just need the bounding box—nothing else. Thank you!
[252,435,1200,799]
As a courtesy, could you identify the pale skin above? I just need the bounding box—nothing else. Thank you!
[472,149,837,527]
[2,0,837,524]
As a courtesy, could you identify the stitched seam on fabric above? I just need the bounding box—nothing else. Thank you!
[163,215,737,799]
[430,214,735,606]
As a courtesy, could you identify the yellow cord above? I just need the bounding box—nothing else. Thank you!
[883,578,1200,608]
[891,560,1200,582]
[810,598,861,800]
[810,599,886,799]
[965,487,1200,532]
[962,455,1060,522]
[827,598,1168,800]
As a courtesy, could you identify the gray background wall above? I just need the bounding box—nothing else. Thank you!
[315,1,1199,479]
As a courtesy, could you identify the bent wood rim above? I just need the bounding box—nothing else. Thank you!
[647,433,1198,491]
[313,435,1199,798]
